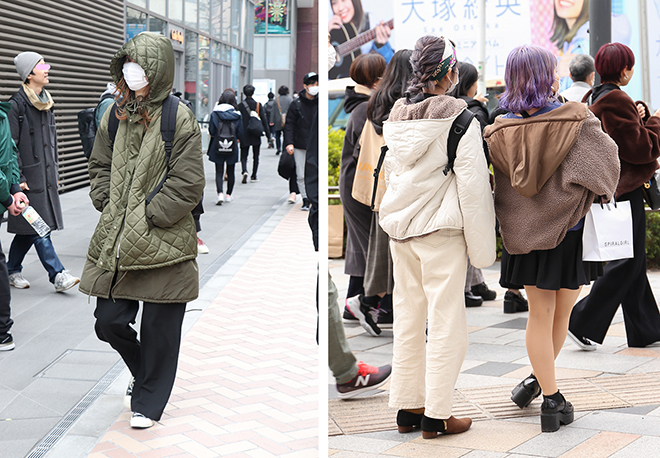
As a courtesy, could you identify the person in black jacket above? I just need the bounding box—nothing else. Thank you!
[238,84,270,183]
[447,61,498,307]
[284,72,319,211]
[7,52,79,293]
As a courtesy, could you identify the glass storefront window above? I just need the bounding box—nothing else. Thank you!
[150,0,167,16]
[231,0,240,46]
[185,30,198,117]
[185,0,198,28]
[128,0,147,7]
[126,7,147,41]
[170,0,184,22]
[149,16,167,35]
[245,0,254,49]
[211,0,222,38]
[266,35,289,69]
[199,36,211,118]
[199,0,211,33]
[222,0,231,42]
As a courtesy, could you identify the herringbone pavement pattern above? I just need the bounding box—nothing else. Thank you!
[88,206,318,457]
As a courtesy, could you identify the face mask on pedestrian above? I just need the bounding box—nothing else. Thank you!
[307,85,319,97]
[447,69,459,93]
[122,61,149,91]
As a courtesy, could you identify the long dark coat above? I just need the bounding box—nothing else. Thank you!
[7,87,63,235]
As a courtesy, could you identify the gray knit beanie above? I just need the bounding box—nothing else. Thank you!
[14,52,43,82]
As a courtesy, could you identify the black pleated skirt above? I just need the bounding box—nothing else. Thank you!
[500,227,603,291]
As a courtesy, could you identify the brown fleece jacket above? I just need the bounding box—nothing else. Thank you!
[583,87,660,197]
[484,102,620,255]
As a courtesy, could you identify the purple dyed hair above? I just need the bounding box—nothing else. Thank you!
[499,45,557,113]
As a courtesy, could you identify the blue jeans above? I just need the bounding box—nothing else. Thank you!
[8,234,64,283]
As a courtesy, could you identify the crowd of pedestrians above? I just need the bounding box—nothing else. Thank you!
[336,34,660,438]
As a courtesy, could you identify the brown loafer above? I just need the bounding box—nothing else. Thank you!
[421,415,472,439]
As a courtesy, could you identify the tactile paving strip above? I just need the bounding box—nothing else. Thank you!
[329,372,660,436]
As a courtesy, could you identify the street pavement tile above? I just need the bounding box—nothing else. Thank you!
[381,441,471,457]
[508,426,597,457]
[490,318,528,330]
[597,404,659,415]
[328,435,404,454]
[406,419,540,453]
[558,431,639,458]
[590,373,660,406]
[456,373,520,390]
[617,347,660,358]
[504,365,602,381]
[460,451,508,458]
[465,344,529,364]
[609,436,660,457]
[550,350,651,374]
[571,410,660,436]
[464,362,525,377]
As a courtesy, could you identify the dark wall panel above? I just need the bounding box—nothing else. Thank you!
[0,0,125,192]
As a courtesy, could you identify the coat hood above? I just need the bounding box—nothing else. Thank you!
[484,102,590,198]
[0,101,10,118]
[384,95,467,167]
[109,32,175,106]
[344,85,372,114]
[298,90,319,107]
[213,104,241,120]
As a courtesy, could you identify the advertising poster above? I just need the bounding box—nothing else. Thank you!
[328,0,396,79]
[647,0,660,108]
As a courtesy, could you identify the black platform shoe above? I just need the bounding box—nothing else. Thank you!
[503,291,528,313]
[511,374,541,408]
[396,410,423,433]
[540,391,574,433]
[421,414,472,439]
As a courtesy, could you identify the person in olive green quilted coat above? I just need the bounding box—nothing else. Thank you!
[79,32,205,427]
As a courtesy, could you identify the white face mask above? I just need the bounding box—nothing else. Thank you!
[447,71,459,94]
[122,62,148,91]
[308,86,319,97]
[328,44,338,71]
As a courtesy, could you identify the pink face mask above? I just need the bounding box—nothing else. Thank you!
[35,64,50,71]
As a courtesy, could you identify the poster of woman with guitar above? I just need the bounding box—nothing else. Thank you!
[329,0,394,79]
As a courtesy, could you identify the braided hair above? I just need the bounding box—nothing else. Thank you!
[405,36,456,103]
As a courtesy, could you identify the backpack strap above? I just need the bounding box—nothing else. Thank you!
[370,144,389,210]
[444,109,476,176]
[108,103,120,148]
[146,94,179,204]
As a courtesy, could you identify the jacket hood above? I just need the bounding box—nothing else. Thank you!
[109,32,175,106]
[214,105,241,120]
[384,95,467,166]
[100,82,118,101]
[344,85,372,113]
[298,90,318,106]
[484,102,590,198]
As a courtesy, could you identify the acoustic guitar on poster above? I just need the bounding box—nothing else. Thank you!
[330,18,394,79]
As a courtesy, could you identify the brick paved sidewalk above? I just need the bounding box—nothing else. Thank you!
[87,205,318,458]
[329,261,660,457]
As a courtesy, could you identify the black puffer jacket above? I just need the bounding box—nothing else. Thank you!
[284,90,318,149]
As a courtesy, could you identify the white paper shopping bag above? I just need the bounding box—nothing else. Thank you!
[582,200,634,262]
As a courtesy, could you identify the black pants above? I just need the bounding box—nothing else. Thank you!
[240,144,260,179]
[569,187,660,347]
[94,296,186,420]
[215,161,235,195]
[0,238,12,336]
[274,130,283,152]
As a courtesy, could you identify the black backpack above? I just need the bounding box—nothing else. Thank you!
[107,94,179,205]
[214,113,237,155]
[77,93,115,159]
[371,109,476,210]
[242,101,264,137]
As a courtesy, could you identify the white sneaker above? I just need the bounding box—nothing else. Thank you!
[124,377,134,409]
[224,194,233,203]
[130,412,154,429]
[8,273,30,289]
[215,193,224,205]
[54,271,80,293]
[288,193,296,204]
[567,330,597,351]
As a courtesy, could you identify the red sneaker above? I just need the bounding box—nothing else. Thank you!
[336,361,392,399]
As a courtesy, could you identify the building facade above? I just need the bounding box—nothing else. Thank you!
[0,0,255,191]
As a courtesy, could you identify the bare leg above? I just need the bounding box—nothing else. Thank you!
[525,286,558,395]
[552,287,582,358]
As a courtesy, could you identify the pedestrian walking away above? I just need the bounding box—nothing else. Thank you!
[238,84,270,183]
[0,100,30,351]
[209,89,243,206]
[274,85,292,155]
[379,36,496,439]
[284,72,319,211]
[79,32,205,429]
[7,51,79,292]
[484,45,620,432]
[568,43,660,350]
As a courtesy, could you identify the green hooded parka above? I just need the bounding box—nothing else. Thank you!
[79,32,205,303]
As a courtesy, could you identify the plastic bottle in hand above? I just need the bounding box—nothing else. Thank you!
[21,205,50,237]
